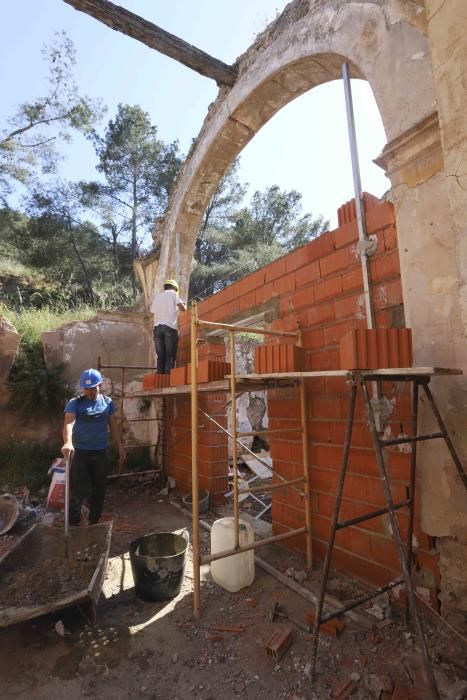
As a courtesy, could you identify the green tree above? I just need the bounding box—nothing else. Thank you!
[93,104,182,290]
[189,182,328,300]
[0,32,104,204]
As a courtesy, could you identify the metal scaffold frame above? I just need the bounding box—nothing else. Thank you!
[97,359,166,479]
[190,303,314,620]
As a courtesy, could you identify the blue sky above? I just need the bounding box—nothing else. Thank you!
[0,0,389,228]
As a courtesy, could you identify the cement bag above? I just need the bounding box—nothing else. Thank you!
[47,458,66,511]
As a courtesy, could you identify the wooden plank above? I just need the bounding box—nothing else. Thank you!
[63,0,237,86]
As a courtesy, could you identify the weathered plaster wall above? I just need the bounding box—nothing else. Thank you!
[40,309,156,452]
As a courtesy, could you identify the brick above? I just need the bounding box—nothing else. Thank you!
[383,225,398,251]
[195,360,231,383]
[342,266,363,293]
[255,281,273,306]
[374,278,403,309]
[307,610,346,637]
[334,220,359,249]
[312,396,342,419]
[142,373,156,390]
[334,293,365,320]
[310,348,340,371]
[302,328,324,349]
[306,301,335,326]
[238,289,257,312]
[339,328,413,369]
[285,246,307,273]
[273,274,296,295]
[365,201,396,234]
[265,256,286,283]
[370,249,401,283]
[306,231,336,263]
[154,374,170,389]
[295,261,321,288]
[314,275,343,302]
[319,247,352,278]
[170,365,187,386]
[254,345,305,374]
[291,286,315,310]
[324,319,359,346]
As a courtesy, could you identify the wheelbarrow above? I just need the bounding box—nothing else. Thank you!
[0,521,112,628]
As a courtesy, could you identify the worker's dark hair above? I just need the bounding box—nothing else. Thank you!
[164,283,177,291]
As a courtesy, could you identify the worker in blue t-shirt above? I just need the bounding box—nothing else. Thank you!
[61,368,126,526]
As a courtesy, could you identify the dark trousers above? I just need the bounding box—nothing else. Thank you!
[69,449,108,526]
[153,324,179,374]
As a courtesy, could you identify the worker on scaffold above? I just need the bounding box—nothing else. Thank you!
[151,279,186,374]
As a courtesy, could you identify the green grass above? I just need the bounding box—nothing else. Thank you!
[0,303,97,345]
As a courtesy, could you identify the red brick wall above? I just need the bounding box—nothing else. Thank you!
[170,195,439,607]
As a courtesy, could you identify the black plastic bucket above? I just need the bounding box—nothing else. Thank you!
[129,531,189,602]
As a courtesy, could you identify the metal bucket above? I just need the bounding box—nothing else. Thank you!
[129,531,189,602]
[182,490,210,514]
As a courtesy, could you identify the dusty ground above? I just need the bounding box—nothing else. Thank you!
[1,481,466,700]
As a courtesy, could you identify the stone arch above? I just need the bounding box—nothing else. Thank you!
[153,0,433,297]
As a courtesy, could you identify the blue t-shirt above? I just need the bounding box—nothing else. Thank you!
[65,395,114,450]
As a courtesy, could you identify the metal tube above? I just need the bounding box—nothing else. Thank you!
[406,380,419,624]
[336,499,410,529]
[239,477,304,495]
[380,432,444,446]
[201,526,307,565]
[229,332,240,549]
[64,456,70,557]
[119,366,125,475]
[310,383,357,681]
[191,304,201,619]
[360,375,440,700]
[197,318,298,338]
[320,577,404,623]
[342,62,375,330]
[237,427,303,437]
[297,325,313,572]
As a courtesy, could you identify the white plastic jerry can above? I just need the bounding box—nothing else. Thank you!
[210,517,255,592]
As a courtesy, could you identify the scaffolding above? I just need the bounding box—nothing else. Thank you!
[189,305,313,620]
[135,306,466,700]
[97,359,166,479]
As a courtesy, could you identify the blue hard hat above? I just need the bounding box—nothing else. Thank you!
[79,368,103,388]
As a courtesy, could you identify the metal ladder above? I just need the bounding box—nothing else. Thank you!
[310,371,467,700]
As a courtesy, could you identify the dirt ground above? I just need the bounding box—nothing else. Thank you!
[1,481,466,700]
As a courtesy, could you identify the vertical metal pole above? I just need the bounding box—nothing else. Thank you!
[342,62,375,327]
[229,332,240,549]
[360,375,440,700]
[406,379,419,624]
[297,325,313,572]
[310,382,357,680]
[342,62,380,428]
[119,367,125,475]
[191,304,201,619]
[64,456,70,557]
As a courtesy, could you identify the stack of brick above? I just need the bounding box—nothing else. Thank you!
[254,344,305,373]
[169,195,438,607]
